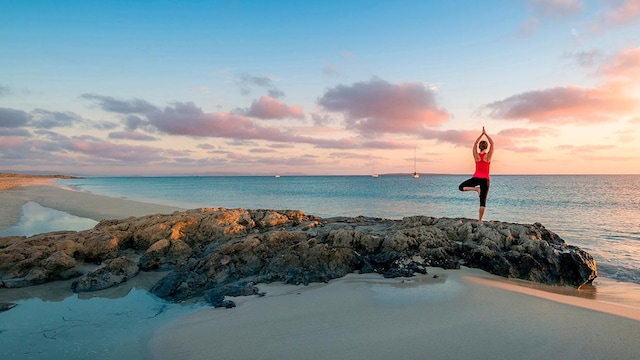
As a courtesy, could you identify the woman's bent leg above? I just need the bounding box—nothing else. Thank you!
[459,178,480,195]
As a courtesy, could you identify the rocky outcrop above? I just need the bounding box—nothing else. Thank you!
[0,208,598,307]
[0,302,16,312]
[71,256,139,292]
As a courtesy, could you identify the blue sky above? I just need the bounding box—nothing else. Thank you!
[1,0,639,175]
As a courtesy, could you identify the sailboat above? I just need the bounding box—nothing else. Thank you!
[412,148,420,179]
[371,160,379,178]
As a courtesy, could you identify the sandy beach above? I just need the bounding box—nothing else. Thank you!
[149,270,640,360]
[0,174,185,231]
[2,174,640,359]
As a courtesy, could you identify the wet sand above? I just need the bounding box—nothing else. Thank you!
[149,269,640,360]
[0,174,185,231]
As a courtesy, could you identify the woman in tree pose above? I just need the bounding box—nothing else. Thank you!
[458,127,494,223]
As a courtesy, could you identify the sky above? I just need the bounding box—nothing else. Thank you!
[1,0,639,176]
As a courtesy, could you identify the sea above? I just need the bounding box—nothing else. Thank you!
[1,174,639,359]
[53,174,640,285]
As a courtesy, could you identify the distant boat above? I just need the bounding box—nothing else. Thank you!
[275,174,281,178]
[412,147,420,179]
[371,160,379,178]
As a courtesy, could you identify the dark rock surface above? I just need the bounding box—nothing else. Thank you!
[71,256,139,292]
[0,208,598,307]
[0,302,17,312]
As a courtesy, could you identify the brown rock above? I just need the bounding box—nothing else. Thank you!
[71,256,139,292]
[0,208,597,307]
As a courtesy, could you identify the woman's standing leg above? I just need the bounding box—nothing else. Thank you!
[478,179,489,222]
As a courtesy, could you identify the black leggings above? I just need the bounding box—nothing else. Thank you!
[459,177,490,207]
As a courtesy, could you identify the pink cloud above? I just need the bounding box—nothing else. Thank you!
[0,130,181,169]
[0,136,26,147]
[66,136,165,162]
[593,0,640,29]
[485,84,637,124]
[318,78,449,137]
[82,94,423,151]
[269,143,296,149]
[197,143,216,150]
[596,47,640,80]
[243,96,304,119]
[249,148,277,153]
[148,102,294,141]
[146,101,408,150]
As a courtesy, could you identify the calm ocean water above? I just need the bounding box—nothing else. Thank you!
[55,175,640,285]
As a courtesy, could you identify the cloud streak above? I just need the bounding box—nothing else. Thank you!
[591,0,640,31]
[1,108,84,129]
[485,47,640,124]
[234,73,285,98]
[485,85,637,124]
[81,93,417,150]
[81,93,159,114]
[596,47,640,80]
[0,108,30,127]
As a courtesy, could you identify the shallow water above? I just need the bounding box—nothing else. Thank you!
[370,276,466,306]
[0,273,202,360]
[0,205,199,360]
[0,202,97,237]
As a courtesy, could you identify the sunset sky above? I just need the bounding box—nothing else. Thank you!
[1,0,639,176]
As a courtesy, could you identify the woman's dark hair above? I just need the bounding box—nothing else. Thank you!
[479,140,488,151]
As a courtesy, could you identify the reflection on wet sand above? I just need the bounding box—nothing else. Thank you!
[0,201,97,237]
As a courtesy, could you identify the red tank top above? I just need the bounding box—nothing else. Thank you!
[473,153,491,179]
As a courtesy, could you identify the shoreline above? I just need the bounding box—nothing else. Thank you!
[0,174,186,231]
[2,175,639,307]
[2,174,640,359]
